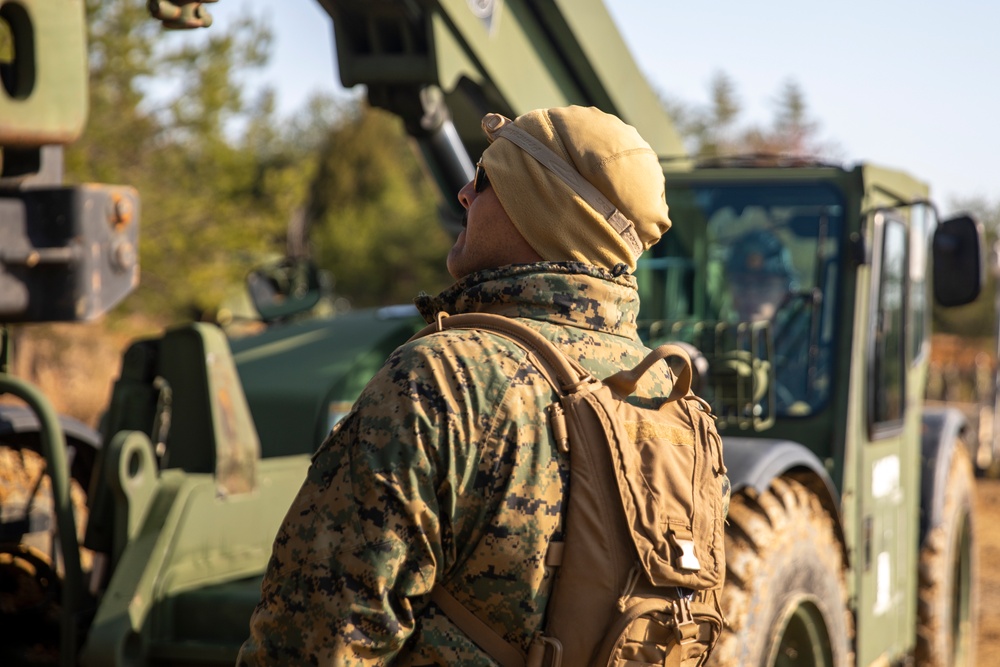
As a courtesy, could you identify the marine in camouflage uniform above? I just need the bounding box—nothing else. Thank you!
[238,262,676,665]
[239,106,675,665]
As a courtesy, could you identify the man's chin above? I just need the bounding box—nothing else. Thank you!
[446,246,466,281]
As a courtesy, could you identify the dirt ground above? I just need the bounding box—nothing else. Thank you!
[976,477,1000,656]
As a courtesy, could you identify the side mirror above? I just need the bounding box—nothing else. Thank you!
[247,258,325,322]
[933,214,983,307]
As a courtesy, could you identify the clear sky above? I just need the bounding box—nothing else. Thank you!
[210,0,999,216]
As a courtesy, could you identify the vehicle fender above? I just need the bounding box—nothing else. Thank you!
[920,406,968,546]
[724,436,839,501]
[723,436,846,555]
[0,403,102,451]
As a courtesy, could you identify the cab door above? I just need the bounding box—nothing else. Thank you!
[854,211,921,664]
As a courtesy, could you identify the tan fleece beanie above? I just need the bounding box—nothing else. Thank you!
[480,106,671,272]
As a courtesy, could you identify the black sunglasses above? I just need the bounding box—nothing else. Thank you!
[474,158,490,193]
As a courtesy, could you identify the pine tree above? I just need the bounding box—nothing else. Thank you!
[661,73,835,163]
[306,104,453,307]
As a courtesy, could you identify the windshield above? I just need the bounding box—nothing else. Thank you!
[636,183,844,426]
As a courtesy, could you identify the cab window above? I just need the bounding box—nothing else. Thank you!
[870,215,907,434]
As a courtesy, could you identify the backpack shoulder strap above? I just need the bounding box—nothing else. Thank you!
[409,311,592,394]
[429,585,527,667]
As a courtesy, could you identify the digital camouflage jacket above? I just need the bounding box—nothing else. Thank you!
[238,262,678,666]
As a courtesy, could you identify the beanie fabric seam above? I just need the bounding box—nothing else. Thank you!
[598,147,657,168]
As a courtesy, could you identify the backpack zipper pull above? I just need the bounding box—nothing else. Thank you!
[548,403,570,453]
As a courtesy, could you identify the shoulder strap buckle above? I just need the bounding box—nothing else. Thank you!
[526,635,563,667]
[671,597,698,644]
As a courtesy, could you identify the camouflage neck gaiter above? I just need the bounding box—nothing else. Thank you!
[414,261,640,338]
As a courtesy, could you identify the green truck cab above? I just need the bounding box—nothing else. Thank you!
[0,1,983,666]
[639,164,980,665]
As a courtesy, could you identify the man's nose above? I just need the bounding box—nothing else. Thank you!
[457,181,475,209]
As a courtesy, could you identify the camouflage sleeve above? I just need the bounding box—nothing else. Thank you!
[238,332,524,666]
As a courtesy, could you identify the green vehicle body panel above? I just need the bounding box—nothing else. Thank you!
[81,433,307,666]
[229,306,425,456]
[325,0,685,157]
[80,324,309,665]
[0,0,88,146]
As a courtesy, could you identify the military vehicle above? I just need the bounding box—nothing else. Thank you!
[0,1,983,666]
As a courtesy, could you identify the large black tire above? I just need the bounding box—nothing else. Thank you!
[708,476,853,667]
[915,444,978,666]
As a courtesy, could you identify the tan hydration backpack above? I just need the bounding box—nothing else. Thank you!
[415,312,729,667]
